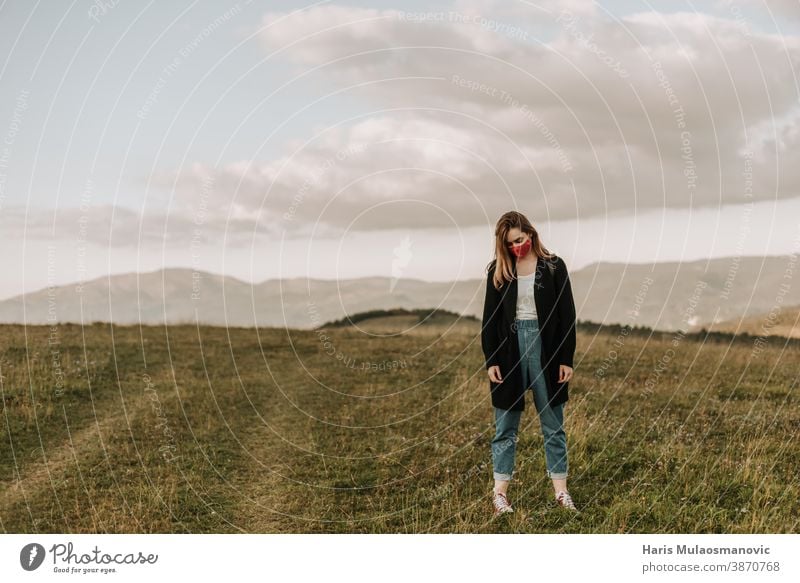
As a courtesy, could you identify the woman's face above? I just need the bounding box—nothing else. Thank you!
[505,227,529,250]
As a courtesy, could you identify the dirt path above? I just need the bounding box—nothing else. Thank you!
[0,397,147,529]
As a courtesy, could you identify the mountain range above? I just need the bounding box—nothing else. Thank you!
[1,255,797,333]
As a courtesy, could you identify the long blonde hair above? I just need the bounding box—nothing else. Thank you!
[486,211,554,290]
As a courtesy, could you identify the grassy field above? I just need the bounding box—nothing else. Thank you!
[1,319,798,533]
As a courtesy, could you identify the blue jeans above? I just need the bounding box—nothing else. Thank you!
[491,318,568,481]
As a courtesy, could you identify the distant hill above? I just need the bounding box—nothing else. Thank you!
[322,308,478,335]
[0,268,483,330]
[0,255,797,333]
[689,304,800,338]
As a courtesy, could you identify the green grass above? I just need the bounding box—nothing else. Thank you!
[1,321,798,533]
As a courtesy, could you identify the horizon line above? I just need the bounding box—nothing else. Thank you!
[1,252,793,302]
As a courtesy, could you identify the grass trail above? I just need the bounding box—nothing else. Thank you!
[2,322,798,533]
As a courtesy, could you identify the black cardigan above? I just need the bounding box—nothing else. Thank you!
[480,254,577,411]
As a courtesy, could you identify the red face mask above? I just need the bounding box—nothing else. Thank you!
[509,238,532,258]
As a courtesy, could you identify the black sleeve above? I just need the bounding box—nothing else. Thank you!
[481,267,501,370]
[554,256,577,368]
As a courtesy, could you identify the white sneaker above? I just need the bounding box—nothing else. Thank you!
[492,491,514,516]
[555,490,579,512]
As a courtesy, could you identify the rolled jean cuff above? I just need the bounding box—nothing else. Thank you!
[547,471,568,479]
[493,471,513,481]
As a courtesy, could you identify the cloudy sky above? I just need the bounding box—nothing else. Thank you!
[1,0,799,299]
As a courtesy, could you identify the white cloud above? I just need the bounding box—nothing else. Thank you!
[739,0,800,22]
[159,3,800,232]
[0,203,274,248]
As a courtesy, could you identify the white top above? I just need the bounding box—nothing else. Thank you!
[515,272,538,320]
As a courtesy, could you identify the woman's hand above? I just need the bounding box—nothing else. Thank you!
[558,364,574,383]
[488,365,503,383]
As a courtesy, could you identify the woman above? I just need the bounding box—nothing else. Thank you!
[481,211,578,515]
